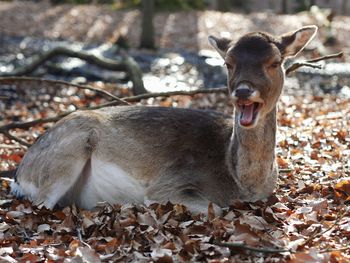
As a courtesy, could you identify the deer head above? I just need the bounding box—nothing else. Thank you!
[208,26,317,128]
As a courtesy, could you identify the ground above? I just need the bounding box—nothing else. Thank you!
[0,1,350,262]
[0,1,350,58]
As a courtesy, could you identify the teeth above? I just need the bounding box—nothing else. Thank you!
[254,102,262,113]
[237,100,254,106]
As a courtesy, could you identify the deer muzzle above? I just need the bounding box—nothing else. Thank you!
[232,82,264,128]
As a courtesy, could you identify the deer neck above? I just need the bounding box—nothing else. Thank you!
[227,106,278,201]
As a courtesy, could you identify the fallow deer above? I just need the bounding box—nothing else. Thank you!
[11,26,317,214]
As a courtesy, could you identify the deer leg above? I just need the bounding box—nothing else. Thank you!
[147,189,222,215]
[34,158,88,209]
[14,126,97,209]
[169,190,223,216]
[146,175,222,215]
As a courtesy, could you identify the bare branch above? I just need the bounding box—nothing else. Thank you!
[285,62,322,75]
[319,247,350,253]
[2,130,31,147]
[0,87,228,132]
[0,76,130,105]
[0,46,147,95]
[0,46,128,76]
[213,240,290,254]
[123,87,227,102]
[0,169,17,178]
[285,52,343,75]
[306,52,344,63]
[298,208,348,249]
[0,114,72,131]
[0,144,23,149]
[279,168,293,173]
[1,52,342,137]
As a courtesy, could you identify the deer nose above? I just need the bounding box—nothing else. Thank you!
[234,84,253,99]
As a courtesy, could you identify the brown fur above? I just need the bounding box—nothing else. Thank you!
[12,26,317,214]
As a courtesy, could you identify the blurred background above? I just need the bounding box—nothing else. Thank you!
[0,0,349,95]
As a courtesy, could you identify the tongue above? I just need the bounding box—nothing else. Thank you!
[240,104,254,126]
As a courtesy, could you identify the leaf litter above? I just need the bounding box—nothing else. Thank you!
[0,82,349,262]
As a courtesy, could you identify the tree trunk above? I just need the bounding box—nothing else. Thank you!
[281,0,288,14]
[217,0,231,12]
[342,0,348,15]
[122,55,147,95]
[140,0,155,49]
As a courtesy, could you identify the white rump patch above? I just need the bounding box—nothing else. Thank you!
[76,156,145,209]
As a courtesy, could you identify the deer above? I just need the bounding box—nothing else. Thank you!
[11,26,317,214]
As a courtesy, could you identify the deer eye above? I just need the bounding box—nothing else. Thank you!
[224,61,234,70]
[270,61,281,68]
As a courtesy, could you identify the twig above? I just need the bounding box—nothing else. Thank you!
[0,169,17,178]
[0,76,130,105]
[0,114,71,131]
[306,52,344,63]
[298,208,347,249]
[2,130,31,147]
[279,168,293,173]
[75,210,92,249]
[319,247,349,253]
[0,46,147,95]
[0,87,228,132]
[123,87,227,102]
[0,46,127,76]
[213,240,290,254]
[285,52,343,75]
[2,52,341,134]
[76,228,85,244]
[285,62,322,75]
[21,229,31,242]
[0,144,23,149]
[0,96,9,100]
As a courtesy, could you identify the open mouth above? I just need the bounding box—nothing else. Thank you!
[237,100,263,127]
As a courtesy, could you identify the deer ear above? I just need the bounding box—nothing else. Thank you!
[280,25,317,57]
[208,35,232,59]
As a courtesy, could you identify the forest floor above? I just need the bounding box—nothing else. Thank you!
[0,1,350,262]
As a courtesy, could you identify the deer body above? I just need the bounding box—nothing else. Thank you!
[11,26,317,213]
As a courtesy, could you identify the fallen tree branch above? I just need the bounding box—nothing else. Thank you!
[2,130,31,147]
[0,114,73,132]
[0,144,23,149]
[0,46,147,95]
[297,208,347,249]
[285,52,343,75]
[0,46,127,76]
[279,168,293,173]
[121,53,147,95]
[0,76,130,105]
[213,240,290,254]
[0,87,228,133]
[122,87,227,102]
[319,247,350,253]
[1,51,342,146]
[0,169,17,178]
